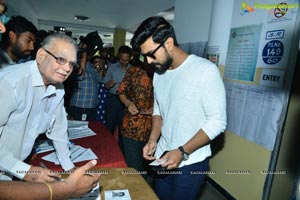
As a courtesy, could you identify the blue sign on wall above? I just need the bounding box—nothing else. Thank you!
[262,40,284,65]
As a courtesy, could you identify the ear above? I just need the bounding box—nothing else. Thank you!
[8,31,16,42]
[165,37,175,52]
[36,48,45,63]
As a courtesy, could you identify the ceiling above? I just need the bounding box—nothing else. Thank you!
[7,0,175,45]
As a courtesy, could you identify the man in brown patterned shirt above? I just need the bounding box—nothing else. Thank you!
[118,52,154,174]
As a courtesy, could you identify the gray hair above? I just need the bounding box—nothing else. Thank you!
[41,33,78,52]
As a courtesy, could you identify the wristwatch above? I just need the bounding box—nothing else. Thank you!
[178,146,189,161]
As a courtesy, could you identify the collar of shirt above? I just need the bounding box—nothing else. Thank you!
[0,48,15,67]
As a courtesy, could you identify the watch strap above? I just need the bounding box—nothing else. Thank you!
[178,146,188,154]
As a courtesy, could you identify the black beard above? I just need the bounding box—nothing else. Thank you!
[12,45,31,60]
[153,55,173,74]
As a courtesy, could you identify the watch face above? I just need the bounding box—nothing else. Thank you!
[183,153,189,161]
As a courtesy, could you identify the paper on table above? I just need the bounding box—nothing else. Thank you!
[42,145,98,164]
[68,127,96,140]
[104,189,131,200]
[34,140,54,154]
[67,120,96,140]
[67,120,89,128]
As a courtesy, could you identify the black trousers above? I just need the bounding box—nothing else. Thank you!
[104,94,125,152]
[67,106,98,121]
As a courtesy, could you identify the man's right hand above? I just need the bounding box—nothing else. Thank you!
[63,160,101,198]
[23,166,61,183]
[143,140,157,160]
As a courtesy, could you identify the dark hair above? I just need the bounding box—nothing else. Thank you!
[131,16,178,50]
[91,55,101,61]
[80,31,103,55]
[118,45,132,55]
[1,15,38,49]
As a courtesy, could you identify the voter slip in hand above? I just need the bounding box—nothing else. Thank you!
[149,151,169,172]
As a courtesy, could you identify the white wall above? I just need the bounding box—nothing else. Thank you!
[174,0,213,43]
[208,0,234,65]
[7,0,38,26]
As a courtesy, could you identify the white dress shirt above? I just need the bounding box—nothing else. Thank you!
[0,60,74,180]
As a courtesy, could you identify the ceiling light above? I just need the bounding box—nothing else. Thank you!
[74,15,90,22]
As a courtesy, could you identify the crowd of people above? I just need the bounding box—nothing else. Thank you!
[0,3,228,198]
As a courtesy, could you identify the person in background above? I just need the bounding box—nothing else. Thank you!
[0,20,4,33]
[0,0,10,33]
[31,29,49,59]
[67,31,104,121]
[0,33,78,182]
[0,15,37,67]
[105,46,117,66]
[131,16,227,200]
[117,48,154,174]
[92,51,108,78]
[102,45,132,150]
[91,51,109,124]
[0,160,101,200]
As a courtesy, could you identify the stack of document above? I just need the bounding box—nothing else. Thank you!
[42,144,98,164]
[35,121,96,154]
[68,120,96,140]
[68,120,89,128]
[34,140,55,154]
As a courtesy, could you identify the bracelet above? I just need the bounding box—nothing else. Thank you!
[43,182,53,200]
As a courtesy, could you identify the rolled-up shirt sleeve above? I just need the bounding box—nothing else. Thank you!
[200,66,227,140]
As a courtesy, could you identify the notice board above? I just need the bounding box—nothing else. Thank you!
[207,0,299,199]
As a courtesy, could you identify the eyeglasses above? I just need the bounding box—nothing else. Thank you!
[43,48,79,69]
[141,40,166,60]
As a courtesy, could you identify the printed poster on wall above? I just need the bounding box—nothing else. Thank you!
[224,24,262,82]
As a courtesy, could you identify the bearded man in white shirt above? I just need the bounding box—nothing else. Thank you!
[131,16,227,200]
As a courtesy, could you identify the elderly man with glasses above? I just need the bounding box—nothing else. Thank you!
[0,33,78,182]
